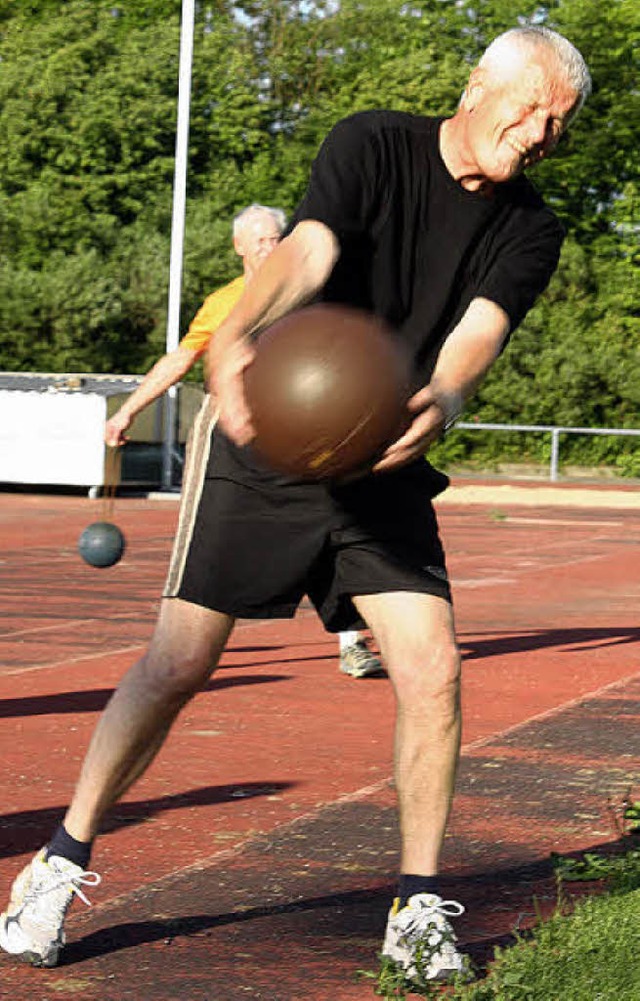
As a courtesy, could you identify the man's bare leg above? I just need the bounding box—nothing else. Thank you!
[0,598,234,967]
[353,591,461,873]
[64,598,234,842]
[355,591,465,980]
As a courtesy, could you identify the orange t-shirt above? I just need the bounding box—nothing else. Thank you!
[179,275,245,358]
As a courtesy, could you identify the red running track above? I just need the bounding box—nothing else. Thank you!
[0,486,638,999]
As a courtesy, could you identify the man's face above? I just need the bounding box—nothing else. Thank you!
[463,50,579,183]
[235,213,282,274]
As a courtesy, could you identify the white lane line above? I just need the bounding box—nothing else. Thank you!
[0,644,146,677]
[0,616,289,677]
[0,619,93,640]
[461,668,640,753]
[505,517,622,527]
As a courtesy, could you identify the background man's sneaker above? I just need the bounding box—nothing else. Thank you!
[0,848,100,967]
[382,892,467,983]
[339,639,384,678]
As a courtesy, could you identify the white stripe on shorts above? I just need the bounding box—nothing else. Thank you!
[163,394,217,597]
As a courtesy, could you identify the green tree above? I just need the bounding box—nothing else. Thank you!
[0,0,637,479]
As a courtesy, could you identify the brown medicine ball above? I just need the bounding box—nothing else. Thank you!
[244,303,411,480]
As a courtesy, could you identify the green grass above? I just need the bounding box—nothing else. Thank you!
[455,885,640,1001]
[368,847,640,1001]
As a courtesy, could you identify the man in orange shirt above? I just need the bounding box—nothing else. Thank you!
[106,203,383,679]
[105,204,284,448]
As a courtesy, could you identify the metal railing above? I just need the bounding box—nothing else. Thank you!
[453,422,640,482]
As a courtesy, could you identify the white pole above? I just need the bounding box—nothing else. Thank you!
[162,0,195,490]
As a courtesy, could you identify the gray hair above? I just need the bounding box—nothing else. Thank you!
[232,203,288,237]
[479,26,591,116]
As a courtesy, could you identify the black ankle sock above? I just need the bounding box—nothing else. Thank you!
[398,874,441,907]
[45,824,92,870]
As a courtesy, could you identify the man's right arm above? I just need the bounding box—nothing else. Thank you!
[105,346,199,447]
[208,220,340,445]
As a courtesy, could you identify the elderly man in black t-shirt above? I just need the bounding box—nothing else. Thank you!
[1,26,590,986]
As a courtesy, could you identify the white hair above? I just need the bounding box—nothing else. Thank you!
[479,26,591,115]
[232,203,287,237]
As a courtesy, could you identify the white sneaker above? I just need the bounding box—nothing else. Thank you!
[339,639,384,679]
[0,848,101,967]
[382,892,467,983]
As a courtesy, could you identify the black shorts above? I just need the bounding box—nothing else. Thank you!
[164,416,451,632]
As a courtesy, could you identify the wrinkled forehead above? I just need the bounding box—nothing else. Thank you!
[497,49,579,116]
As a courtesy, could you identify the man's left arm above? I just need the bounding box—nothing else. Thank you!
[373,297,509,472]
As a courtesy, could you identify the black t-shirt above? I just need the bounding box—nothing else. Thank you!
[210,110,563,486]
[291,110,564,388]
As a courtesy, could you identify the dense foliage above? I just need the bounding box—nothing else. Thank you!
[0,0,637,471]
